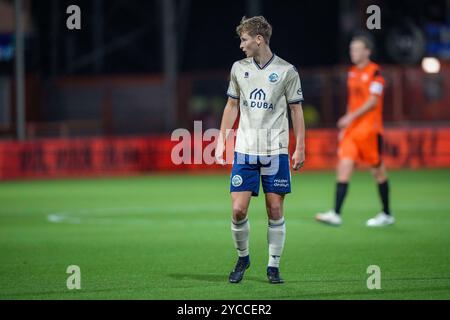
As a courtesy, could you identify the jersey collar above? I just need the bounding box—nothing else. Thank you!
[253,54,275,70]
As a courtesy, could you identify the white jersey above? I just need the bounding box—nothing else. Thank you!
[227,54,303,156]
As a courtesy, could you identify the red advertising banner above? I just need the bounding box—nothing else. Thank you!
[300,128,450,170]
[0,128,449,180]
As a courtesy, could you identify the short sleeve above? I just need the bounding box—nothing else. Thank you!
[369,69,385,96]
[226,63,240,99]
[285,66,304,104]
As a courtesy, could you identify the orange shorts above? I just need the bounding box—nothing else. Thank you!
[338,131,383,167]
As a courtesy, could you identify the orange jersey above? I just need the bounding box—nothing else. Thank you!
[346,62,385,135]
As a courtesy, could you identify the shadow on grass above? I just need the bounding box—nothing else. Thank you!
[166,273,426,285]
[0,286,149,299]
[168,273,269,284]
[4,277,449,299]
[277,284,450,299]
[167,274,450,299]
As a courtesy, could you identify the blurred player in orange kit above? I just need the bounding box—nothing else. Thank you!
[315,35,394,227]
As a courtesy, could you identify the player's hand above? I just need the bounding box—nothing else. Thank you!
[215,141,226,165]
[338,129,345,142]
[292,149,305,171]
[337,114,354,129]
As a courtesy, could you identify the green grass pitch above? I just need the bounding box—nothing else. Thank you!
[1,169,449,299]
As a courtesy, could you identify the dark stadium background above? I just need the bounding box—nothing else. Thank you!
[25,0,448,73]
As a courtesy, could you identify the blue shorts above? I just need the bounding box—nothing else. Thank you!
[230,152,291,197]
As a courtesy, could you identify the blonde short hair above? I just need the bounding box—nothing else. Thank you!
[236,16,272,45]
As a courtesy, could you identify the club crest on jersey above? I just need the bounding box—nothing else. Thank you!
[244,72,249,78]
[269,72,279,83]
[232,175,243,187]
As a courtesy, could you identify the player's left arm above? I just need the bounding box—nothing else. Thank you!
[290,103,305,171]
[284,66,305,170]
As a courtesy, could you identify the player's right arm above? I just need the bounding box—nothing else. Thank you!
[338,67,384,131]
[215,97,239,164]
[216,63,240,164]
[337,95,378,130]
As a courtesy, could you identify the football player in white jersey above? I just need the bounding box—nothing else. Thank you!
[215,16,305,284]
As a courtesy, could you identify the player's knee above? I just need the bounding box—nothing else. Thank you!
[337,162,353,182]
[372,168,387,183]
[267,204,283,220]
[232,205,248,221]
[337,170,351,182]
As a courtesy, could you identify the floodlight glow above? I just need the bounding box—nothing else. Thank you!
[422,57,441,74]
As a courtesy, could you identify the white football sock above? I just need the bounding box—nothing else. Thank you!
[267,217,286,268]
[231,218,250,257]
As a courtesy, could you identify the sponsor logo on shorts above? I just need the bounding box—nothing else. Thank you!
[274,178,289,188]
[232,175,243,187]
